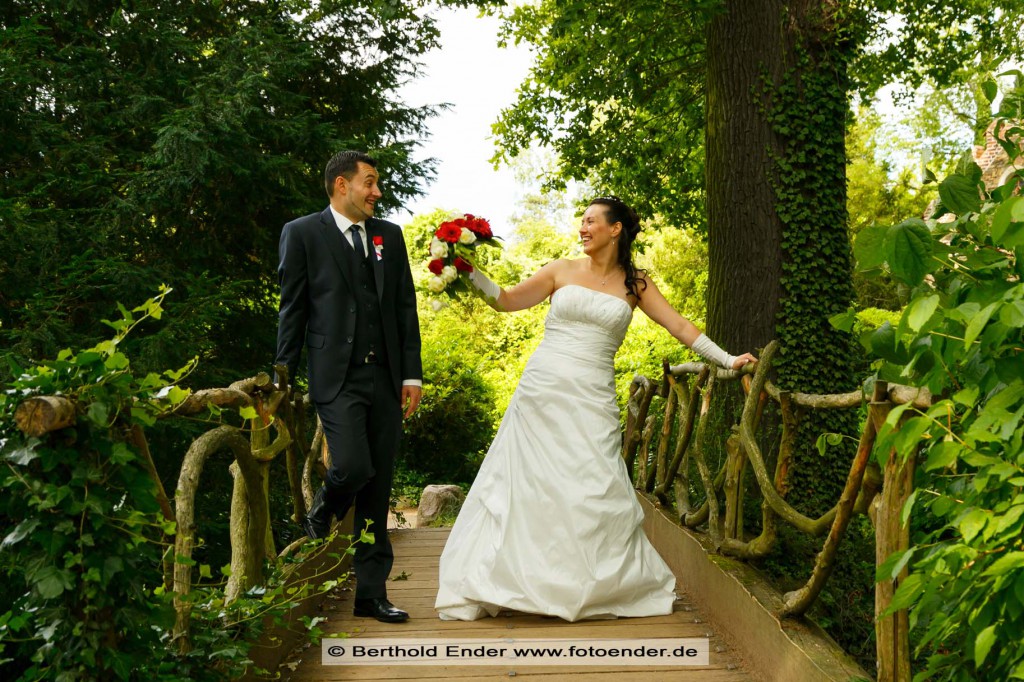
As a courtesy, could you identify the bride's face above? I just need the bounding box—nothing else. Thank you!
[579,205,621,255]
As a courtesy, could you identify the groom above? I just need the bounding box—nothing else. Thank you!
[275,150,422,623]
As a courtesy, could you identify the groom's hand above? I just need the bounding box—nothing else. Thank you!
[401,385,422,419]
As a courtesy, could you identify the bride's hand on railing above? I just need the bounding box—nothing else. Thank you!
[731,353,758,370]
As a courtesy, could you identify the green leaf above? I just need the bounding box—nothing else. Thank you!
[991,196,1024,244]
[869,321,899,362]
[956,153,983,183]
[900,490,918,527]
[86,401,110,426]
[959,509,988,543]
[953,386,980,407]
[924,441,962,471]
[905,294,940,332]
[982,551,1024,577]
[877,548,916,583]
[1000,301,1024,329]
[7,442,41,466]
[981,79,998,103]
[109,442,135,465]
[2,518,41,549]
[964,302,1000,348]
[939,174,982,215]
[885,219,933,285]
[239,405,258,420]
[93,339,118,356]
[815,433,827,457]
[103,556,124,582]
[33,566,73,599]
[854,224,889,270]
[104,352,130,371]
[888,573,925,611]
[829,308,856,332]
[975,623,998,668]
[130,405,157,427]
[167,386,190,406]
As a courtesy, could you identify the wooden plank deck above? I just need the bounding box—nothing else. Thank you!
[283,527,754,681]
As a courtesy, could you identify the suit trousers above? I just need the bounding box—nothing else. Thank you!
[315,362,401,599]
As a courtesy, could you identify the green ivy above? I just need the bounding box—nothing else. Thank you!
[844,117,1024,679]
[752,26,872,669]
[0,290,345,680]
[761,39,865,513]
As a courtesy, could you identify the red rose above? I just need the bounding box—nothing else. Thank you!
[435,222,462,243]
[468,217,492,239]
[428,258,444,275]
[454,257,474,273]
[372,235,383,246]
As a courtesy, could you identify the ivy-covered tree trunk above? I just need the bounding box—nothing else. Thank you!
[706,0,862,511]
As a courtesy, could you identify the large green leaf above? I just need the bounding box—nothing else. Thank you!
[991,196,1024,244]
[869,321,901,363]
[964,302,1000,348]
[854,224,889,270]
[32,566,73,599]
[905,294,940,332]
[975,624,998,668]
[982,551,1024,577]
[885,219,933,285]
[939,174,982,215]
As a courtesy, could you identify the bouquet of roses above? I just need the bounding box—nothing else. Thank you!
[425,213,502,308]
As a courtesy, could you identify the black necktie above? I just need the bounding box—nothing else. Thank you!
[349,225,365,260]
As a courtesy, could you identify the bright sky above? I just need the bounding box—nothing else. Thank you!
[387,6,535,238]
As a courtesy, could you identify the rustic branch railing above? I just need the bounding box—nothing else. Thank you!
[13,366,333,654]
[623,339,924,681]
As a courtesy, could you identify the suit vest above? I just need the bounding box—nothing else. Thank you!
[350,246,388,368]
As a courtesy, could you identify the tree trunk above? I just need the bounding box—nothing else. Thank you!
[705,0,786,355]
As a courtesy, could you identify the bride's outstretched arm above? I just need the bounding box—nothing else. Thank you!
[468,260,562,312]
[637,275,757,370]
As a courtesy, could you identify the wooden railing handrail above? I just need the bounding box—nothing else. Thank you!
[626,340,917,680]
[12,365,325,654]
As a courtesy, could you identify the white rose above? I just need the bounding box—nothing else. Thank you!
[458,228,476,245]
[431,299,448,312]
[429,238,448,258]
[428,276,446,293]
[441,265,458,283]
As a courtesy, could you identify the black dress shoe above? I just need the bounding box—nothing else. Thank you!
[302,486,333,540]
[353,598,409,623]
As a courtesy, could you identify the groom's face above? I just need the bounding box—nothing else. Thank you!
[335,162,382,223]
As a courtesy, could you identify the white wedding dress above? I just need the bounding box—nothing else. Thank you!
[435,284,677,622]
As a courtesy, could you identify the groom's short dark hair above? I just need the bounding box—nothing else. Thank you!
[325,150,377,197]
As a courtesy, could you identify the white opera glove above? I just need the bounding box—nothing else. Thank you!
[691,333,738,370]
[467,268,501,305]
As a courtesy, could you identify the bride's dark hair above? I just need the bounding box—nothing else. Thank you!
[589,196,648,299]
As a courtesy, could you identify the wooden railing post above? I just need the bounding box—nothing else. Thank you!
[870,380,913,682]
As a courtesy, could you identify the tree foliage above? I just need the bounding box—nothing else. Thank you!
[0,0,442,388]
[844,115,1024,677]
[491,0,714,227]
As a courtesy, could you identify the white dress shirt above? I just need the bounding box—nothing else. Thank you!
[329,205,367,253]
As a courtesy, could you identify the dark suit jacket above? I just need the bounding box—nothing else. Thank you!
[275,208,422,403]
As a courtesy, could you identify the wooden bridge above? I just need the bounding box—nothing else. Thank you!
[259,491,867,682]
[281,525,749,681]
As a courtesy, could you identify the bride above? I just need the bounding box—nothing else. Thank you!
[434,196,757,622]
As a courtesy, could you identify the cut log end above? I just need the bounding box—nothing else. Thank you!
[14,396,77,437]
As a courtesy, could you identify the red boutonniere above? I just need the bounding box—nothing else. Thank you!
[372,235,384,261]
